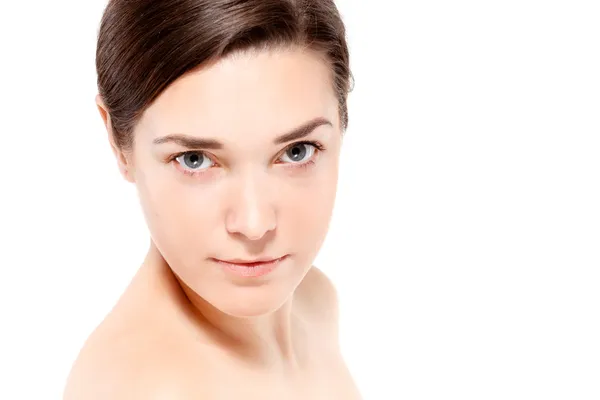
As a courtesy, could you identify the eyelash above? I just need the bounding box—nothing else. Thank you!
[168,140,325,178]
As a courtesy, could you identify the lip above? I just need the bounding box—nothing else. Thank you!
[217,255,287,266]
[212,255,288,277]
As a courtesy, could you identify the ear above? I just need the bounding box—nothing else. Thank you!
[95,94,135,183]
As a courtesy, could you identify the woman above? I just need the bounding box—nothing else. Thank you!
[64,0,360,398]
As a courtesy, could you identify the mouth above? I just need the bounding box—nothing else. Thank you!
[211,255,289,277]
[213,255,289,267]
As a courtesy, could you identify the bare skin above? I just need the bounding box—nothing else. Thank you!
[64,242,361,399]
[63,47,360,398]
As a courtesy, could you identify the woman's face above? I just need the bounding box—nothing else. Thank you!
[122,48,342,317]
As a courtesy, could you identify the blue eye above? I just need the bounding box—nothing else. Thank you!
[175,152,214,171]
[279,143,317,164]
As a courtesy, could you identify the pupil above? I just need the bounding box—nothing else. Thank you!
[289,145,306,162]
[185,153,202,168]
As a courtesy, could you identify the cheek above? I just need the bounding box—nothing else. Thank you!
[136,171,219,264]
[281,166,338,246]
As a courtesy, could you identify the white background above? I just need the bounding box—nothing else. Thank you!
[1,1,599,399]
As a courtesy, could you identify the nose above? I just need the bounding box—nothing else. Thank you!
[225,173,277,241]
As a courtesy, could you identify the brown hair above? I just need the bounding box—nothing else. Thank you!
[96,0,353,152]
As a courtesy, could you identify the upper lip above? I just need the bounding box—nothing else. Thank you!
[215,255,287,265]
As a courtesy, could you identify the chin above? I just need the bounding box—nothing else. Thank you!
[213,284,295,318]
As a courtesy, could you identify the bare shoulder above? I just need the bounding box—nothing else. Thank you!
[62,303,195,399]
[295,265,340,332]
[63,322,176,399]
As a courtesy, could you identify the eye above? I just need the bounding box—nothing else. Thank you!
[279,142,318,164]
[174,151,215,171]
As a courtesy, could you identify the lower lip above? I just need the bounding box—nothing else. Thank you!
[213,255,288,277]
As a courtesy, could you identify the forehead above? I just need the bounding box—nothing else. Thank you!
[138,48,339,143]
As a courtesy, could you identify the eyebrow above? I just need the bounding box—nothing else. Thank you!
[152,117,332,149]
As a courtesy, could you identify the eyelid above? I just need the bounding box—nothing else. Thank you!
[275,140,324,163]
[169,150,219,178]
[168,140,323,160]
[169,149,218,164]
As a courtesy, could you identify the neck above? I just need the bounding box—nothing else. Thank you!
[144,241,304,370]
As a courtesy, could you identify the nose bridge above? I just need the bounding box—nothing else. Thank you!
[225,168,276,240]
